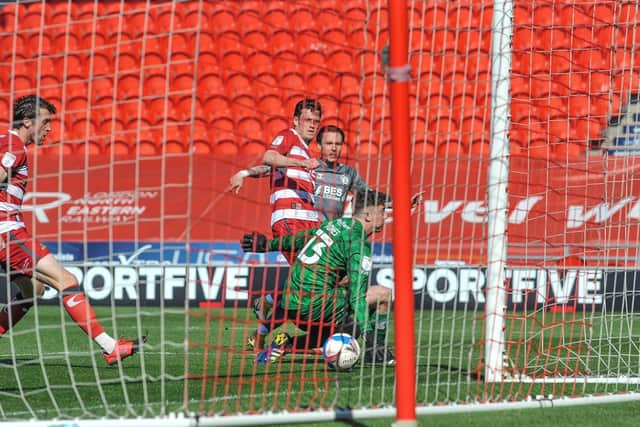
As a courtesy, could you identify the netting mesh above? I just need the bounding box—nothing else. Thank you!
[1,0,640,424]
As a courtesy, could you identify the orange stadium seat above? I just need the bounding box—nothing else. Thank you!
[288,7,315,32]
[272,51,299,77]
[413,141,435,158]
[143,73,167,98]
[571,27,598,49]
[436,140,464,157]
[224,72,252,100]
[117,74,141,100]
[263,5,287,29]
[210,8,236,34]
[90,77,114,102]
[327,49,355,74]
[586,72,611,96]
[237,116,263,140]
[317,9,343,32]
[513,4,531,26]
[323,28,348,47]
[447,5,472,30]
[347,28,375,50]
[307,71,334,97]
[213,140,239,156]
[567,95,591,118]
[548,116,570,143]
[280,71,305,91]
[553,142,584,159]
[333,72,360,100]
[197,73,225,95]
[512,28,534,52]
[557,72,587,95]
[536,28,571,51]
[531,3,555,27]
[319,95,339,119]
[245,50,273,77]
[297,29,321,56]
[91,51,115,77]
[549,51,572,74]
[243,30,268,51]
[423,5,447,28]
[73,1,104,19]
[237,10,264,34]
[343,5,366,30]
[265,116,289,138]
[589,95,610,119]
[558,4,592,27]
[257,94,284,116]
[240,140,267,158]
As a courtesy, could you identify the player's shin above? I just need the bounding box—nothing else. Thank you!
[0,292,33,335]
[62,285,116,353]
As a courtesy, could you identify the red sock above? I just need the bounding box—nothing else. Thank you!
[0,293,33,335]
[62,286,105,339]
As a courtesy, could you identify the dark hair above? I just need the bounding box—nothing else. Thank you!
[317,125,345,145]
[293,98,322,118]
[353,190,390,215]
[13,95,57,129]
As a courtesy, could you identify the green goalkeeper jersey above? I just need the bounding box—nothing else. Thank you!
[267,217,373,334]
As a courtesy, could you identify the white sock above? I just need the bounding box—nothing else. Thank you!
[95,332,116,353]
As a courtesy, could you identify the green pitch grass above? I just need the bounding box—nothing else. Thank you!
[1,306,640,423]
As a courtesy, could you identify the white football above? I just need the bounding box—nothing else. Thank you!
[322,333,361,370]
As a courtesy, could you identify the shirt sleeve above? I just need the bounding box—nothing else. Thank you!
[348,165,372,193]
[346,235,373,334]
[0,139,25,173]
[269,130,293,156]
[267,227,317,253]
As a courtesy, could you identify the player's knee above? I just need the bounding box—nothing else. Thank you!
[60,269,80,291]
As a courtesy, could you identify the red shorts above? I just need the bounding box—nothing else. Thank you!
[272,218,320,264]
[0,228,51,277]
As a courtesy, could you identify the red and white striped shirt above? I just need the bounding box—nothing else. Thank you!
[268,128,318,227]
[0,130,28,232]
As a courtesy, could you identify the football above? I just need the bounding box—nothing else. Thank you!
[322,333,361,370]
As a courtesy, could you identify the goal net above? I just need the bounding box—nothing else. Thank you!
[1,0,640,425]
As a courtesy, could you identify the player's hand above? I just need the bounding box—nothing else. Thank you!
[241,232,268,253]
[410,192,423,211]
[300,158,320,170]
[227,172,246,194]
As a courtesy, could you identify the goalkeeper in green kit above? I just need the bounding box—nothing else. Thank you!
[241,190,395,365]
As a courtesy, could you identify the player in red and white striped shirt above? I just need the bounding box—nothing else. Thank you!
[262,98,322,262]
[0,95,144,364]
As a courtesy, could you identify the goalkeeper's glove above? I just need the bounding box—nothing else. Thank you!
[241,232,267,253]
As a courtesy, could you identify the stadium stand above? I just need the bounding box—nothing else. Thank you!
[0,1,637,156]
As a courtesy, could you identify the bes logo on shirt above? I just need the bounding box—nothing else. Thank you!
[2,152,16,168]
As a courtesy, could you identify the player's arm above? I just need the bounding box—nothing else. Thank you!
[241,228,317,253]
[346,241,373,334]
[383,192,423,224]
[227,164,271,194]
[0,167,8,183]
[263,149,319,170]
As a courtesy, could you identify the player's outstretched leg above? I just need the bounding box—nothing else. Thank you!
[363,285,395,366]
[103,336,147,365]
[35,253,145,365]
[247,294,273,350]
